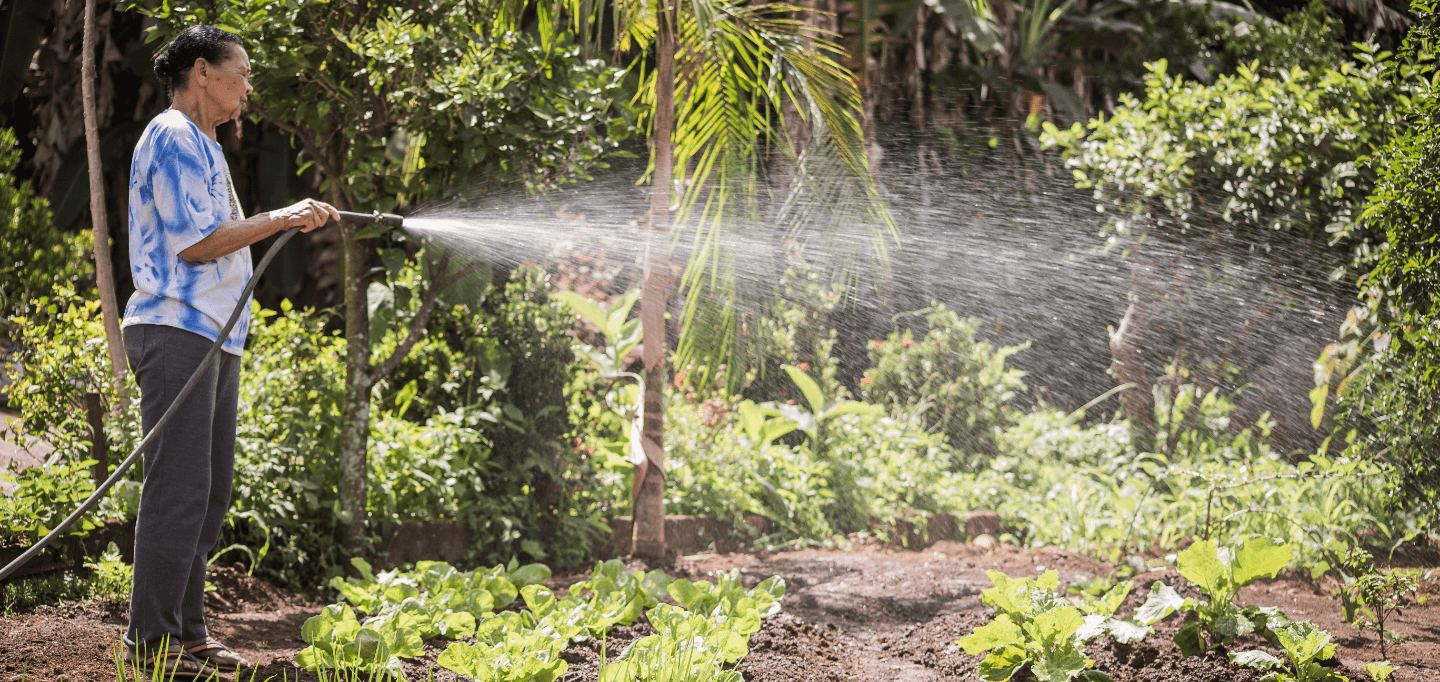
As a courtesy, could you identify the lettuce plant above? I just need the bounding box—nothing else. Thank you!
[598,604,750,682]
[1135,536,1293,656]
[436,628,569,682]
[1070,579,1151,644]
[296,603,423,680]
[665,570,785,620]
[957,570,1113,682]
[1230,621,1346,682]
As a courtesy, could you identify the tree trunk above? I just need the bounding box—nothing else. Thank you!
[632,0,675,560]
[81,0,126,385]
[337,218,375,550]
[1109,291,1155,453]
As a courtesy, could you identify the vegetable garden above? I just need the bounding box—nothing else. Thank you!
[2,0,1440,678]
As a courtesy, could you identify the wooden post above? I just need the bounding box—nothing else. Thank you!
[84,392,107,485]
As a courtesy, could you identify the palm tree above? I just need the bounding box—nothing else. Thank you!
[561,0,897,557]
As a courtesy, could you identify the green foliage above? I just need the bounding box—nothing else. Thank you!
[1231,621,1345,682]
[82,541,133,604]
[944,399,1401,569]
[860,303,1028,467]
[666,571,785,621]
[300,560,782,682]
[1336,547,1430,660]
[1136,536,1294,656]
[132,0,634,208]
[598,605,749,682]
[1322,3,1440,532]
[0,457,96,542]
[2,286,139,475]
[1042,43,1405,246]
[0,127,89,323]
[296,603,422,681]
[436,630,568,682]
[957,570,1112,682]
[1,570,98,615]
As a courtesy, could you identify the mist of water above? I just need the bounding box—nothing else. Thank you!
[397,141,1349,454]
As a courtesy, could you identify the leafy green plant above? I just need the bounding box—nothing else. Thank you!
[296,603,423,680]
[436,628,568,682]
[860,303,1028,466]
[1069,579,1151,644]
[83,541,133,604]
[957,570,1113,682]
[1229,621,1345,682]
[666,570,785,623]
[0,456,99,543]
[598,605,750,682]
[1135,536,1293,656]
[0,127,90,323]
[1336,548,1429,661]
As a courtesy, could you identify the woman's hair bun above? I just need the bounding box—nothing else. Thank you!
[152,52,173,81]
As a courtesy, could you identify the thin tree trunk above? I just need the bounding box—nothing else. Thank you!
[632,0,675,560]
[1110,291,1155,453]
[338,221,371,549]
[82,0,125,385]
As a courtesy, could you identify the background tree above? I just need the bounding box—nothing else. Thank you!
[591,0,896,556]
[81,0,127,385]
[1324,0,1440,530]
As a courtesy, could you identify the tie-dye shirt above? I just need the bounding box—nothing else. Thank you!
[122,109,251,355]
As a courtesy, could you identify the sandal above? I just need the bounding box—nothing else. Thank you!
[184,637,251,672]
[122,645,223,681]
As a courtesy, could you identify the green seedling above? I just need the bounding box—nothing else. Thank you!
[666,570,785,621]
[436,629,568,682]
[599,604,749,682]
[957,570,1113,682]
[84,541,134,604]
[1229,621,1344,682]
[1069,578,1151,644]
[1336,547,1428,661]
[1134,536,1293,656]
[296,603,422,680]
[1363,661,1395,681]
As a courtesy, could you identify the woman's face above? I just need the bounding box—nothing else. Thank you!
[204,44,252,121]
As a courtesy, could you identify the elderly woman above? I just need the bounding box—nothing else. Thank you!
[121,25,338,678]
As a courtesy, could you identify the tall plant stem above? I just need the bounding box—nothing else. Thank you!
[633,0,676,560]
[82,0,126,386]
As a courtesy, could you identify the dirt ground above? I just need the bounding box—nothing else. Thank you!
[2,541,1436,682]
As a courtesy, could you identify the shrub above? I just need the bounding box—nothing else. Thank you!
[0,287,140,544]
[860,303,1027,467]
[0,127,90,324]
[226,264,597,586]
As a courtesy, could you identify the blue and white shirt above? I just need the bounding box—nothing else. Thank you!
[122,109,251,355]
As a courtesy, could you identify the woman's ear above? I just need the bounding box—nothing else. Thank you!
[192,58,208,87]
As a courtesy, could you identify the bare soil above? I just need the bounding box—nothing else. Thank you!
[2,542,1436,682]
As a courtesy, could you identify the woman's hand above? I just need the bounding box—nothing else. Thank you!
[275,198,341,232]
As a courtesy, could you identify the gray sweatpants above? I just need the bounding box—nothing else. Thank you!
[123,324,241,651]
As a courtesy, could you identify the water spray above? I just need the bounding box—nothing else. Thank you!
[0,209,402,582]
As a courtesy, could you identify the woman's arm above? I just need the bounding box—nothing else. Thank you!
[178,198,339,263]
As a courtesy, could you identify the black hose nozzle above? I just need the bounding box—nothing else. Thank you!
[336,210,404,227]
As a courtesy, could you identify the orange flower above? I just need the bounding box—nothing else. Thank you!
[796,362,811,372]
[860,377,873,384]
[900,338,914,348]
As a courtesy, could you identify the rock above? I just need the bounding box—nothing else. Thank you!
[973,534,998,550]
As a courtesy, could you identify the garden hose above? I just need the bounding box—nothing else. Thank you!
[0,209,403,582]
